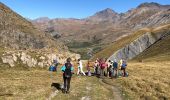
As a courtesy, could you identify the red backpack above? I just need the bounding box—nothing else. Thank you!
[100,62,106,69]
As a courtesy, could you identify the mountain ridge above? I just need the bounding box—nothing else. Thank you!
[32,2,170,59]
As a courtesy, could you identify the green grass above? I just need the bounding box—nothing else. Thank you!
[67,41,104,60]
[67,41,93,48]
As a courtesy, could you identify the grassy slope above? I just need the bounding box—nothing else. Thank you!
[116,62,170,100]
[0,65,114,100]
[92,24,170,60]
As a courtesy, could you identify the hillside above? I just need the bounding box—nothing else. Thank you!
[0,2,65,50]
[134,30,170,61]
[32,2,170,59]
[92,24,170,60]
[0,2,79,68]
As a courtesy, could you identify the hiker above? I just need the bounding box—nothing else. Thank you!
[61,58,74,94]
[113,59,118,78]
[86,60,92,76]
[99,58,107,77]
[119,59,123,69]
[53,59,58,71]
[121,60,127,77]
[77,59,86,76]
[94,59,99,75]
[107,60,113,77]
[49,63,56,71]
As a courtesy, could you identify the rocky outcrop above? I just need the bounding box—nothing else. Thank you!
[0,50,80,67]
[108,31,169,61]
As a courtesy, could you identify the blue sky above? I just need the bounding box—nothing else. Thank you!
[0,0,170,19]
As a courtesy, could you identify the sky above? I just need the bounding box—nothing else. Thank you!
[0,0,170,19]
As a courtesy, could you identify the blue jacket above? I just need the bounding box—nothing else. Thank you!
[121,63,127,68]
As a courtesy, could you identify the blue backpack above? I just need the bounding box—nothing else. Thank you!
[121,63,127,68]
[113,62,118,68]
[49,65,56,71]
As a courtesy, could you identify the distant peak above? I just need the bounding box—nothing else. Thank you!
[104,8,114,12]
[100,8,116,13]
[95,8,117,16]
[138,2,161,8]
[34,17,50,22]
[35,17,50,20]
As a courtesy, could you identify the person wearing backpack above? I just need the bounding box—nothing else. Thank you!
[61,58,74,94]
[121,60,127,77]
[86,60,92,76]
[107,60,113,77]
[113,59,118,78]
[94,60,98,75]
[53,59,58,72]
[49,63,56,71]
[100,58,107,77]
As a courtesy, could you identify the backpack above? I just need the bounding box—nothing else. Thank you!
[100,62,106,69]
[113,62,118,68]
[121,63,127,68]
[49,65,56,71]
[64,63,72,78]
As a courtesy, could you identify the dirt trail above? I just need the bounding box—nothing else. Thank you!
[46,87,59,100]
[48,76,123,100]
[99,78,123,100]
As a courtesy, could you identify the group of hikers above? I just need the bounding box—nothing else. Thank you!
[49,57,128,94]
[90,58,128,78]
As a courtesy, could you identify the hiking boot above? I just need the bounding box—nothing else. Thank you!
[62,89,66,94]
[66,91,70,94]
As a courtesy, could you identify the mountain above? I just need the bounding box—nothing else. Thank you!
[0,2,80,68]
[0,2,64,50]
[87,8,119,22]
[93,24,170,61]
[137,2,163,8]
[32,8,121,43]
[34,17,50,23]
[32,2,170,59]
[133,25,170,61]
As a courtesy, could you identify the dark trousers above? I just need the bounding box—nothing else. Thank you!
[100,69,104,76]
[121,68,126,77]
[63,76,71,91]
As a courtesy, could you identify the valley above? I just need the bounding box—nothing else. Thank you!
[0,1,170,100]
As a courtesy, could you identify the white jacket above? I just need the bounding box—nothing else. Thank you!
[78,61,83,68]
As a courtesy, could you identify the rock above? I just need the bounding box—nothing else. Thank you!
[0,50,80,67]
[108,32,164,61]
[1,56,15,67]
[12,54,17,62]
[40,56,45,60]
[38,62,44,67]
